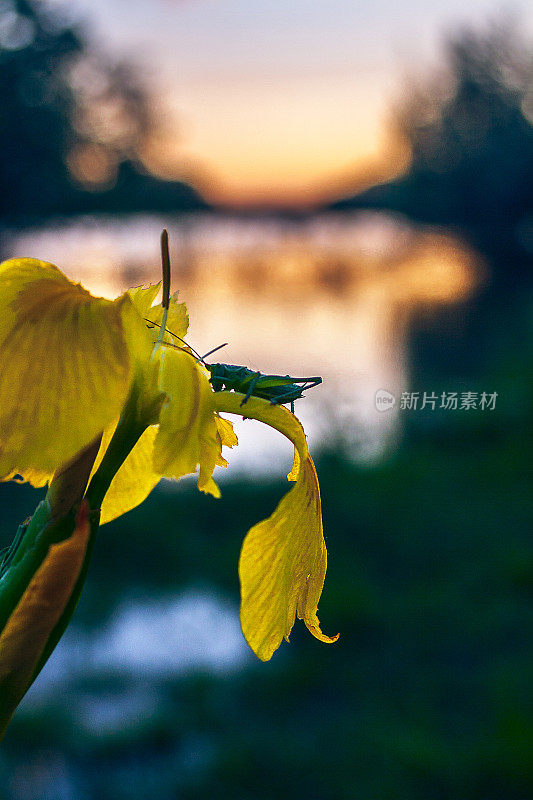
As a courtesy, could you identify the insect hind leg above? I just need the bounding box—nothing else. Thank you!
[240,372,262,406]
[267,377,322,412]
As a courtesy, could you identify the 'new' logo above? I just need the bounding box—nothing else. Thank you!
[375,389,396,412]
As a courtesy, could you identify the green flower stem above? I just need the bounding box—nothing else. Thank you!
[0,385,159,738]
[0,506,98,738]
[23,504,101,693]
[47,436,103,520]
[0,436,102,647]
[33,406,153,682]
[84,383,157,512]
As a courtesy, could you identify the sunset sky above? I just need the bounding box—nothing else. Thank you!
[68,0,532,206]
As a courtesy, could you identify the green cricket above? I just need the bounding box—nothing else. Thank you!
[144,233,323,414]
[145,323,322,413]
[206,363,321,413]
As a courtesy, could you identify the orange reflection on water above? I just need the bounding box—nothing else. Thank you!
[9,212,480,462]
[378,233,480,305]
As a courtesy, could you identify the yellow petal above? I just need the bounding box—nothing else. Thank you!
[287,448,301,482]
[197,437,221,496]
[0,259,137,479]
[147,292,189,342]
[213,393,338,661]
[153,347,215,479]
[92,424,162,525]
[127,283,162,317]
[7,467,51,489]
[198,474,221,499]
[122,284,163,369]
[216,415,238,453]
[196,414,239,497]
[129,284,189,345]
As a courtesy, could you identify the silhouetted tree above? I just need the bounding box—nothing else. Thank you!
[334,21,533,296]
[0,0,207,221]
[0,0,84,217]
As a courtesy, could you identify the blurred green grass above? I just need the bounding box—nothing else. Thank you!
[0,374,530,799]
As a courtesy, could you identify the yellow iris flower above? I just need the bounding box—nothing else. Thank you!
[0,256,337,663]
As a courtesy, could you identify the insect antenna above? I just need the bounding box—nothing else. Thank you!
[201,343,228,361]
[143,317,205,361]
[144,319,229,367]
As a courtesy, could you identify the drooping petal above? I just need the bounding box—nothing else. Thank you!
[216,415,239,457]
[196,414,239,498]
[212,393,338,661]
[92,424,162,525]
[0,259,140,479]
[153,347,215,478]
[94,359,236,516]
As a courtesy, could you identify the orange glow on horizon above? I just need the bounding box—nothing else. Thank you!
[140,73,411,208]
[142,131,411,209]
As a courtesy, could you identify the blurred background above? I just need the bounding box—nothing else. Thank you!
[0,0,532,797]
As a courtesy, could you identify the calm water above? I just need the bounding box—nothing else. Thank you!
[7,211,479,469]
[6,212,480,730]
[19,588,250,738]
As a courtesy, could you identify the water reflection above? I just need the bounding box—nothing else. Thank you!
[18,589,249,741]
[7,211,480,464]
[12,590,246,792]
[24,590,248,696]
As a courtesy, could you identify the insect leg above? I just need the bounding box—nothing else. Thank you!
[302,377,322,390]
[267,387,303,405]
[240,372,262,406]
